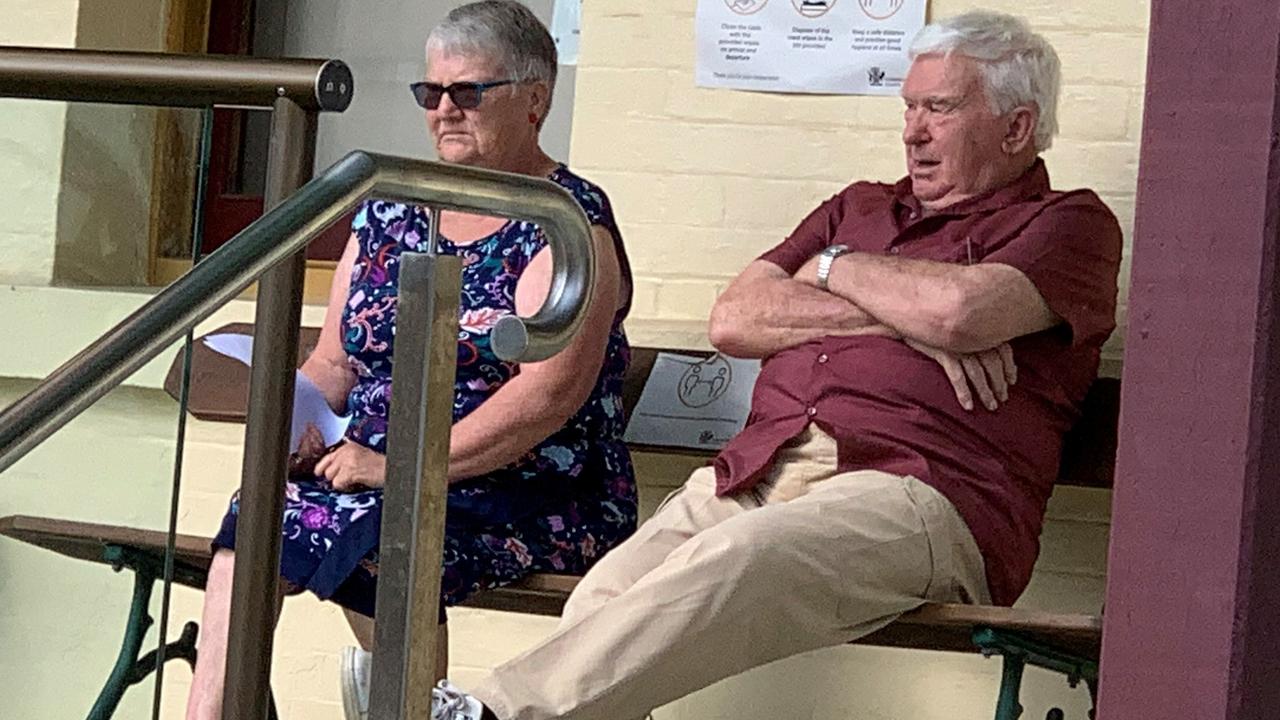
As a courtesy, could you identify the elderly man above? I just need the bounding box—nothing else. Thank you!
[423,9,1121,720]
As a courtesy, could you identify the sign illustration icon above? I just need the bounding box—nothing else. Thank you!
[725,0,769,14]
[677,355,734,408]
[858,0,904,20]
[793,0,835,18]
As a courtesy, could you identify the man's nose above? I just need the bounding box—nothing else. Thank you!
[902,112,929,145]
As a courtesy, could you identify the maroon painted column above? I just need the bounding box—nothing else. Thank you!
[1098,3,1280,719]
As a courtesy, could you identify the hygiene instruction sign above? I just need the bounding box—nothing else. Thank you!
[695,0,927,96]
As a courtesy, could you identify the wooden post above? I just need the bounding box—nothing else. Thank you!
[1100,3,1280,718]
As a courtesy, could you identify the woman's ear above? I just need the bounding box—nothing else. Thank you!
[1002,105,1038,154]
[528,80,551,120]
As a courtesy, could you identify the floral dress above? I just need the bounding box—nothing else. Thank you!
[213,166,637,620]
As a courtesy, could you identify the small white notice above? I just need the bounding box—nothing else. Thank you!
[202,333,351,452]
[695,0,927,96]
[551,0,582,66]
[624,352,761,451]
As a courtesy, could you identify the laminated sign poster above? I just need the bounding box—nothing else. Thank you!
[624,353,762,451]
[696,0,927,96]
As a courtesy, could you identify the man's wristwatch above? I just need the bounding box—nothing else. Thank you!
[815,244,851,290]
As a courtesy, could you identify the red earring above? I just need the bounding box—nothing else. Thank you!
[529,112,539,124]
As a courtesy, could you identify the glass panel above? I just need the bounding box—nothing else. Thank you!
[0,97,214,720]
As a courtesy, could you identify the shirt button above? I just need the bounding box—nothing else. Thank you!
[908,210,917,219]
[817,353,829,364]
[890,247,901,254]
[806,406,818,417]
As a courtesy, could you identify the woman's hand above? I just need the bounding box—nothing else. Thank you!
[288,423,331,478]
[904,338,1016,412]
[315,441,387,492]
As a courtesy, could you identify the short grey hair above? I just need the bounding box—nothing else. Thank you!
[427,1,558,120]
[910,11,1061,152]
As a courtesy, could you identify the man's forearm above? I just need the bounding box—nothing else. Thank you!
[798,251,1056,352]
[834,252,962,343]
[710,274,886,358]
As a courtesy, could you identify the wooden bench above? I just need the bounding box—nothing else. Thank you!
[0,324,1119,720]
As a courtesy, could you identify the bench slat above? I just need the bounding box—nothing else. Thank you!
[460,578,1102,660]
[0,515,213,588]
[0,515,1100,660]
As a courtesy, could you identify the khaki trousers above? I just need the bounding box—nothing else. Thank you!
[472,427,989,720]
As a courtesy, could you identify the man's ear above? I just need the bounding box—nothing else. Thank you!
[1002,106,1038,154]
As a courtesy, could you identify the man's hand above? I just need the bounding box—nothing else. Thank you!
[904,338,1017,412]
[315,441,387,492]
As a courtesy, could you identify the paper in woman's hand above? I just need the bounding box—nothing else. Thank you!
[202,333,352,453]
[290,367,350,450]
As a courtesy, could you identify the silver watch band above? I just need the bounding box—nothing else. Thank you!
[816,244,850,290]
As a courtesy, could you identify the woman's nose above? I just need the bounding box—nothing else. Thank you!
[434,90,461,116]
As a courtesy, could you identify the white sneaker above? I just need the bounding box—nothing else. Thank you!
[340,646,372,720]
[432,680,485,720]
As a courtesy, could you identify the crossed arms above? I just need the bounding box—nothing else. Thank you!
[709,252,1059,411]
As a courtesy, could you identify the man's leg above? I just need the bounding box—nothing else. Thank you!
[560,466,749,625]
[470,469,987,720]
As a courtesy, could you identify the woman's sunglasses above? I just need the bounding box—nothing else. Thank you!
[409,79,517,110]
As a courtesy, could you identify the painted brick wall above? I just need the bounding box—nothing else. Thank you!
[0,0,79,285]
[571,1,1147,359]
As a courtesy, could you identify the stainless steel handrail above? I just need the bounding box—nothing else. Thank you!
[2,45,360,717]
[0,46,353,110]
[0,149,595,474]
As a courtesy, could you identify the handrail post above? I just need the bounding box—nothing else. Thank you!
[369,252,462,719]
[222,97,317,720]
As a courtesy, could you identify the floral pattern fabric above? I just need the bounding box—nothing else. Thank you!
[214,166,637,618]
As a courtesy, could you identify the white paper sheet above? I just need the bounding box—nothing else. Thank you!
[624,352,761,450]
[202,332,255,364]
[202,333,351,451]
[695,0,927,96]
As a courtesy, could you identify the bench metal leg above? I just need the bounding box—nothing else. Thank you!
[993,654,1026,720]
[87,560,157,720]
[126,621,200,685]
[85,545,281,719]
[974,627,1099,720]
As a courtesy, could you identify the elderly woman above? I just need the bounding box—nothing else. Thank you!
[184,3,636,718]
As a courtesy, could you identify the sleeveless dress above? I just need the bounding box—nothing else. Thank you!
[213,166,638,619]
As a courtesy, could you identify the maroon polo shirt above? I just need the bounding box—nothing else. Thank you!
[713,160,1122,605]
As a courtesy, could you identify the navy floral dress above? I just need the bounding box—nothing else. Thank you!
[214,166,637,620]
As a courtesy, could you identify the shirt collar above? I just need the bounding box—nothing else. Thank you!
[893,158,1050,218]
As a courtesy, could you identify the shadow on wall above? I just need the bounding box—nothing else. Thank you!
[51,103,159,287]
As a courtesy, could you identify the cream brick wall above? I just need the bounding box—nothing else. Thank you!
[0,0,168,289]
[0,0,79,285]
[571,1,1146,358]
[54,0,170,287]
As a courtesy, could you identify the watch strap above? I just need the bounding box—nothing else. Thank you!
[816,244,850,290]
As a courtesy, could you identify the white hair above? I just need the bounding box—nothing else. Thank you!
[427,1,558,124]
[910,10,1061,152]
